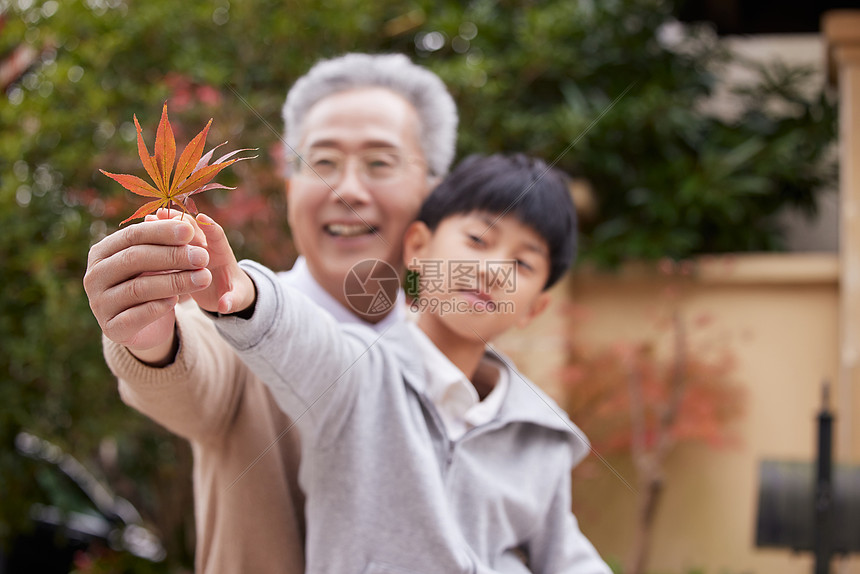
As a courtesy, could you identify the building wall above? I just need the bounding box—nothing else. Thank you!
[496,253,848,573]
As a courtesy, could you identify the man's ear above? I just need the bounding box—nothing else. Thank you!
[517,291,552,329]
[402,221,432,270]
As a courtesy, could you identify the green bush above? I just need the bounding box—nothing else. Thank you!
[419,0,836,265]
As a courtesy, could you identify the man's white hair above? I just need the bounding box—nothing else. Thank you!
[282,53,458,178]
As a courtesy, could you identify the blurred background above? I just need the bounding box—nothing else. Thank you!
[1,0,854,572]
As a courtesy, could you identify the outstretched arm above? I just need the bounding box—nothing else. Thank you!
[193,215,386,443]
[106,301,250,442]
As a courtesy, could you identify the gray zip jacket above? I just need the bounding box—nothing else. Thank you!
[211,260,611,574]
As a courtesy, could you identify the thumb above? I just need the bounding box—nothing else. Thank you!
[196,213,236,266]
[194,213,256,315]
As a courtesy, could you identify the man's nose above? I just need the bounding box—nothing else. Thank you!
[332,159,372,207]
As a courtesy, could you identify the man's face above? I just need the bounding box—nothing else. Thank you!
[286,88,431,320]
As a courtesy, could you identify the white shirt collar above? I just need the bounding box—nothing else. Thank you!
[279,256,405,333]
[466,360,508,430]
[407,322,508,440]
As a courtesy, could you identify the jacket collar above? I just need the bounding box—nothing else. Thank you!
[384,322,591,464]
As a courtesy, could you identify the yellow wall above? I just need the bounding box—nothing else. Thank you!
[496,253,852,573]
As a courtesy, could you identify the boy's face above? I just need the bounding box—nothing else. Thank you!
[286,87,432,321]
[404,211,552,343]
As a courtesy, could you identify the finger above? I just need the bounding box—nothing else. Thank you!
[212,267,256,316]
[186,212,207,248]
[156,208,207,248]
[99,268,212,321]
[196,213,235,264]
[219,293,234,315]
[102,296,179,346]
[87,219,196,268]
[155,207,186,221]
[85,241,210,297]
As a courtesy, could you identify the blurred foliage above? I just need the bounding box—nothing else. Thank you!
[421,0,837,264]
[0,0,836,570]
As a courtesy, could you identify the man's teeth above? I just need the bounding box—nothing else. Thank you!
[326,223,375,237]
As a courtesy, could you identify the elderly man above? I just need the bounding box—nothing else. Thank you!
[83,53,457,573]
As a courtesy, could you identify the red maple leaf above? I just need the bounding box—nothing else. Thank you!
[100,103,255,225]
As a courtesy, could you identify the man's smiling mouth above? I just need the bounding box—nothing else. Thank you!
[324,223,378,238]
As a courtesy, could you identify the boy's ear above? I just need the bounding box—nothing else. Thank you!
[517,291,552,329]
[402,221,432,270]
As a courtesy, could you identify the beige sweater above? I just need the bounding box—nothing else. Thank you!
[104,302,305,574]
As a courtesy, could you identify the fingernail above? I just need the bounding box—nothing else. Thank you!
[190,269,209,287]
[197,213,214,225]
[175,223,192,242]
[188,247,208,267]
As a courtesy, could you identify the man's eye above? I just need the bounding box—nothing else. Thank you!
[365,155,398,176]
[310,157,338,173]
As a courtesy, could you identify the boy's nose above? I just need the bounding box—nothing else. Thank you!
[476,261,495,291]
[480,255,515,291]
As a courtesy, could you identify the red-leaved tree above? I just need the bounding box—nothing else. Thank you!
[559,296,745,574]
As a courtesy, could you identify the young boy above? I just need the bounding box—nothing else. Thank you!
[195,154,610,573]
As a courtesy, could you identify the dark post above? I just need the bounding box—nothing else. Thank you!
[814,381,834,574]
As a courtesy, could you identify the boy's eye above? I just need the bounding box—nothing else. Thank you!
[516,259,533,272]
[467,234,485,246]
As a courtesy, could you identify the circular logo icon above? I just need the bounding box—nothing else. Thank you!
[343,259,400,316]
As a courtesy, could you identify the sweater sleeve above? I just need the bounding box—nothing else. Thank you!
[210,260,383,445]
[104,300,248,444]
[526,456,612,574]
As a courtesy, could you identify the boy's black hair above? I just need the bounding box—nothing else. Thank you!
[417,153,577,289]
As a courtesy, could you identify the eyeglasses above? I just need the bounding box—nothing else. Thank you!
[291,147,423,186]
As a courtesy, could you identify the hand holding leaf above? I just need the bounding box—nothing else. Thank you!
[100,104,256,225]
[144,207,255,314]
